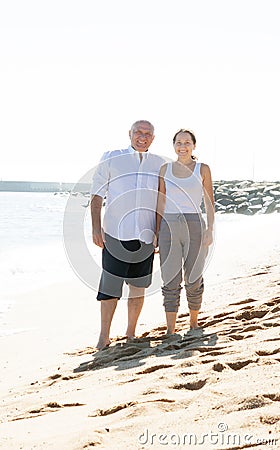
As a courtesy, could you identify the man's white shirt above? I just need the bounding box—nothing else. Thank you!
[91,145,165,243]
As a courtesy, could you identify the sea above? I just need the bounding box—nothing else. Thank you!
[1,191,279,337]
[0,192,94,336]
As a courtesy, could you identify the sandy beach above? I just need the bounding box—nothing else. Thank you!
[1,214,280,449]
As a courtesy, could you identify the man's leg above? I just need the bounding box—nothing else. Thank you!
[96,298,118,350]
[125,285,145,338]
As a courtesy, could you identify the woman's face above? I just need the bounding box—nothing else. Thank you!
[173,132,195,158]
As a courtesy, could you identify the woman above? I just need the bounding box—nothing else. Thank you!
[155,129,215,333]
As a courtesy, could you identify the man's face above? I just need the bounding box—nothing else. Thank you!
[129,122,155,152]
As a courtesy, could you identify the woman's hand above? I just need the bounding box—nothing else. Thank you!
[203,228,213,247]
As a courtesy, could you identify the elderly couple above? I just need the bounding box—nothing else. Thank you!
[91,120,215,350]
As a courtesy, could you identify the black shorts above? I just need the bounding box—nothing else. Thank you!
[97,234,155,300]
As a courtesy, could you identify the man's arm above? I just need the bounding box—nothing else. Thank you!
[90,151,110,248]
[91,194,105,248]
[154,164,167,247]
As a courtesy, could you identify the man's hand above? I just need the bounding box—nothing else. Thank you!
[153,234,159,254]
[92,229,105,248]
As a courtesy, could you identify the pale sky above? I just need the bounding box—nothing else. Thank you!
[1,0,280,182]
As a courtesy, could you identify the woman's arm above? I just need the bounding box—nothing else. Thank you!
[201,163,215,246]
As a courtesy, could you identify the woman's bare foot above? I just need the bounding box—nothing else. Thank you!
[162,332,181,341]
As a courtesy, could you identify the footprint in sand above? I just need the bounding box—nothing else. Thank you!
[180,371,199,376]
[256,348,280,356]
[136,364,174,375]
[90,401,136,417]
[89,398,176,418]
[234,308,269,321]
[201,358,216,364]
[229,334,245,340]
[263,321,280,328]
[264,337,280,342]
[263,393,280,402]
[238,395,271,410]
[242,324,265,332]
[212,362,226,372]
[10,402,85,422]
[46,373,84,386]
[260,415,280,425]
[171,379,207,391]
[81,431,107,449]
[229,298,258,306]
[226,358,259,371]
[83,439,103,448]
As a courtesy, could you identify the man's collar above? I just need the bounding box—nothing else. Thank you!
[128,145,149,157]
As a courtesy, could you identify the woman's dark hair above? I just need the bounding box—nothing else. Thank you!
[173,129,197,160]
[173,129,196,145]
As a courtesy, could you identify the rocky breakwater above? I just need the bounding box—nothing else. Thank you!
[212,180,280,214]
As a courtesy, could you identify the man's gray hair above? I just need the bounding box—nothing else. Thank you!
[130,120,154,134]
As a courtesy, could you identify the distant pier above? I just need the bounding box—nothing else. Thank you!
[0,181,90,193]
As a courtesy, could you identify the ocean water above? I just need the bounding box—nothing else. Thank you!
[0,193,71,331]
[0,192,70,295]
[0,192,279,336]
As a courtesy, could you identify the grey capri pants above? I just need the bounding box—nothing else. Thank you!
[158,213,207,313]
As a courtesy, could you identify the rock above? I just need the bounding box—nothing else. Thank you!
[262,196,275,203]
[236,202,250,213]
[248,205,263,213]
[243,187,264,194]
[212,180,280,215]
[234,196,249,204]
[263,184,280,193]
[236,180,253,188]
[264,200,277,213]
[225,205,236,213]
[215,197,233,206]
[270,190,280,198]
[249,197,262,205]
[215,203,226,212]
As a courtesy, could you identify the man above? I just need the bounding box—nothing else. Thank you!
[91,120,164,349]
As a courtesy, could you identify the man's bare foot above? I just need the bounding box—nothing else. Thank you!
[190,323,199,329]
[95,338,111,351]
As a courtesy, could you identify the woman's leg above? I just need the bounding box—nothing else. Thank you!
[159,218,183,333]
[183,216,207,329]
[189,309,199,329]
[165,312,178,334]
